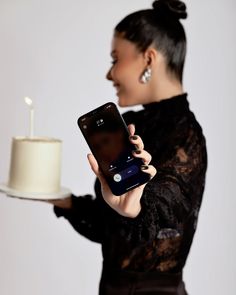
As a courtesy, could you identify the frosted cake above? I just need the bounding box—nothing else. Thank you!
[8,137,62,194]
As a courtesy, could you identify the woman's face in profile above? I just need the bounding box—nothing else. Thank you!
[106,35,151,107]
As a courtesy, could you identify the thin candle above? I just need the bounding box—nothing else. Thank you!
[24,97,34,138]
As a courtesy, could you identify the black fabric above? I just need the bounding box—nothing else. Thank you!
[99,265,187,295]
[54,93,207,290]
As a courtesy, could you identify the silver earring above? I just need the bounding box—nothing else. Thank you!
[140,68,152,84]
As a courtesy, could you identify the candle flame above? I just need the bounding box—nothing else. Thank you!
[24,96,33,107]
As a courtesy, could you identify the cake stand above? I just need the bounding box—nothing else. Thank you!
[0,183,71,201]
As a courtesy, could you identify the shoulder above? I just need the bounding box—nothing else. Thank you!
[121,109,145,125]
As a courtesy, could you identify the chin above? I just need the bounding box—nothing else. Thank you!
[118,100,127,107]
[117,95,137,107]
[117,97,125,107]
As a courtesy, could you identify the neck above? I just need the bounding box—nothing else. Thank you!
[149,77,184,103]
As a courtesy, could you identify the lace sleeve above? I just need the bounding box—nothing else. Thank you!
[54,182,106,243]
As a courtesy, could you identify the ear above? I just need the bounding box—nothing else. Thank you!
[143,47,158,67]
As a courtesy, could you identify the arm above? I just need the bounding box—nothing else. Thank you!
[51,126,155,241]
[114,123,207,243]
[52,190,106,243]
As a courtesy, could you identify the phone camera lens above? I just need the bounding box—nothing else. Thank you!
[83,125,87,129]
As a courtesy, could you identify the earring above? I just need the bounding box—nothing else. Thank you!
[140,68,152,84]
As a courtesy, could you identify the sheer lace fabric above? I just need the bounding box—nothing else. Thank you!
[54,93,207,273]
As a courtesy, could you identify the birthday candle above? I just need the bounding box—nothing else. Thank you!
[24,97,34,138]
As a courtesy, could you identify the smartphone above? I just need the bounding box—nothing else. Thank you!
[77,102,150,196]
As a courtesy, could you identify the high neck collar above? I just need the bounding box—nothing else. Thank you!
[143,93,189,114]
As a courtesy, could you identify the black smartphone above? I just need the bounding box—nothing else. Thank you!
[77,102,150,196]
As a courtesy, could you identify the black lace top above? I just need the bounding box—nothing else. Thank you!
[54,93,207,273]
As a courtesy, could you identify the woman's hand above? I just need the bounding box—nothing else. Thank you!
[87,124,156,218]
[46,196,73,209]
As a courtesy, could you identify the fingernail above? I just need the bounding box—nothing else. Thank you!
[133,149,141,154]
[141,165,149,170]
[130,135,138,140]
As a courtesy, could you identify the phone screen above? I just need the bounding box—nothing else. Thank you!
[77,102,150,195]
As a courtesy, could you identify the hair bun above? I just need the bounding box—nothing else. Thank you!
[152,0,187,20]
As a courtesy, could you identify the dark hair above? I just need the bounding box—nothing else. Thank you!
[115,0,187,82]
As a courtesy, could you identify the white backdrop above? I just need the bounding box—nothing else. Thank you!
[0,0,235,294]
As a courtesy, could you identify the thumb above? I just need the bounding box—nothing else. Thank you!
[128,124,135,136]
[87,153,107,186]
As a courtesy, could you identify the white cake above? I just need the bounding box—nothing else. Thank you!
[8,137,62,193]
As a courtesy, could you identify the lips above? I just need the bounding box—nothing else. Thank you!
[113,83,121,95]
[113,83,120,89]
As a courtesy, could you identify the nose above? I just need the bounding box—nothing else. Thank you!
[106,67,113,81]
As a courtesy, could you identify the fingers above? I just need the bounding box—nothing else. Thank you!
[87,125,157,193]
[132,149,156,180]
[128,129,156,179]
[140,164,157,180]
[132,149,152,165]
[129,134,144,150]
[130,134,150,164]
[127,124,135,136]
[47,196,73,209]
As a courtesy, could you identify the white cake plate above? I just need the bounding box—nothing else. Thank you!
[0,183,71,201]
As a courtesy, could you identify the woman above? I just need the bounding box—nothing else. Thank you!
[52,1,207,294]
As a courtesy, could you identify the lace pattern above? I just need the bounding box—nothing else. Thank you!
[54,93,207,273]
